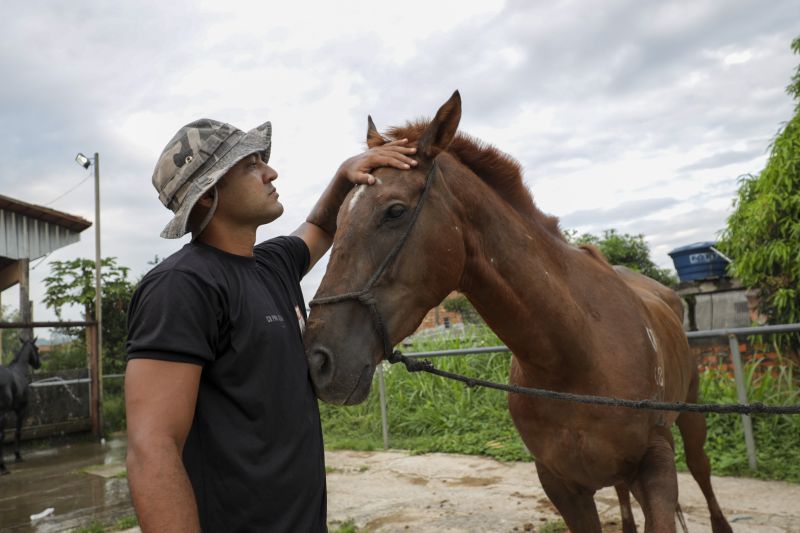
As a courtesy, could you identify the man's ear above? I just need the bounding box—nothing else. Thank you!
[366,115,387,148]
[196,190,215,208]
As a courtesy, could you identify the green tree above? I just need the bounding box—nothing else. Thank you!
[718,36,800,352]
[42,257,136,374]
[442,293,482,325]
[0,305,22,365]
[566,229,678,287]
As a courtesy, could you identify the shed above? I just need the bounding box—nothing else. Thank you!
[0,194,91,352]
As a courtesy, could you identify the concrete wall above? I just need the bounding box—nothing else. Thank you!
[692,290,750,330]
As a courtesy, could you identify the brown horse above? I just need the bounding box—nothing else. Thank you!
[305,92,732,533]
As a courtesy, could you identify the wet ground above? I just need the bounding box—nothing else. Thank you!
[0,437,133,532]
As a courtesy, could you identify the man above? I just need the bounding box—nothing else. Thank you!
[125,118,415,532]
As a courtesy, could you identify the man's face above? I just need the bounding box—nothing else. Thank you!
[216,152,284,227]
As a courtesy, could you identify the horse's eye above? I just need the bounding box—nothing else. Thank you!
[386,203,406,220]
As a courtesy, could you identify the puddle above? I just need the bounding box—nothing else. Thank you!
[0,437,133,532]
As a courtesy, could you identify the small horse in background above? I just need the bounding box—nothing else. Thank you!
[0,338,41,474]
[305,92,733,532]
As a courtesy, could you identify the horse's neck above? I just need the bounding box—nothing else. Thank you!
[455,183,598,378]
[10,347,31,375]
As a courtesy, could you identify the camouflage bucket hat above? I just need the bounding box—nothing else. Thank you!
[152,118,272,239]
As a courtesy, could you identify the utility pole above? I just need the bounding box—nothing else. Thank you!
[75,151,103,437]
[93,152,103,437]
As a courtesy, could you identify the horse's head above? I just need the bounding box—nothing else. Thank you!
[16,337,41,369]
[305,92,468,405]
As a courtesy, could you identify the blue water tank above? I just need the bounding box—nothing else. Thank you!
[668,241,729,282]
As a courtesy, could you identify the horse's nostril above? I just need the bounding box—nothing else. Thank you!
[309,346,334,385]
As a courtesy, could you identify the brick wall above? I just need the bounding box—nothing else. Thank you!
[690,338,784,375]
[417,292,465,332]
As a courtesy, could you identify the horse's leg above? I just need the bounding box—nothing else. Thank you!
[13,404,26,462]
[660,429,689,533]
[676,376,733,533]
[0,412,7,474]
[535,460,602,533]
[629,431,678,533]
[615,483,638,533]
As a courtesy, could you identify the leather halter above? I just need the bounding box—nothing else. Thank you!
[309,159,439,361]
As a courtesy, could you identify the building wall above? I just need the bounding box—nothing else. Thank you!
[417,292,464,332]
[689,290,750,330]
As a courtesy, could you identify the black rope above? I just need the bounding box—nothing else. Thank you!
[388,351,800,415]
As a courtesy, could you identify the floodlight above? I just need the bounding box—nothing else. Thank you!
[75,153,91,169]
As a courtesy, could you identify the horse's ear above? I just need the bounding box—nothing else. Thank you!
[418,90,461,158]
[366,115,386,148]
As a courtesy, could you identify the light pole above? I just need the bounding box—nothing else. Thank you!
[75,152,102,437]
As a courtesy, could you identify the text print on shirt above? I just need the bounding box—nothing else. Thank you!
[265,314,285,324]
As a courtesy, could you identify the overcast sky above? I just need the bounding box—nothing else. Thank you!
[1,0,798,324]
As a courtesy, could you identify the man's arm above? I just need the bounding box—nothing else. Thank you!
[294,139,416,270]
[125,358,203,533]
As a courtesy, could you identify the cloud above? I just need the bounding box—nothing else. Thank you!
[561,197,681,229]
[1,0,798,323]
[677,148,766,173]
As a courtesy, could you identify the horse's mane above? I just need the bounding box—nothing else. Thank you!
[385,120,564,240]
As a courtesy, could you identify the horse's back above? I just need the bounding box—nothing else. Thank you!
[613,265,683,322]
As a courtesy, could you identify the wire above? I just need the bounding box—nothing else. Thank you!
[30,252,51,270]
[45,168,93,206]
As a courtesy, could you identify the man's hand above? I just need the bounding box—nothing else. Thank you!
[297,138,418,270]
[335,139,417,185]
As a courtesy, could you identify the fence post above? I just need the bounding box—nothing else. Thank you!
[728,334,757,471]
[377,363,389,450]
[87,323,103,439]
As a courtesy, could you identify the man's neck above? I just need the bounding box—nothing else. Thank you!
[196,225,257,256]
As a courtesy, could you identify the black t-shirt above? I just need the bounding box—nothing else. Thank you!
[126,236,326,532]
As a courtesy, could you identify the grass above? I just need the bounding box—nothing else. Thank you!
[114,515,138,530]
[320,325,800,482]
[73,523,104,533]
[673,358,800,481]
[73,514,138,532]
[329,518,360,532]
[539,519,568,533]
[321,326,530,462]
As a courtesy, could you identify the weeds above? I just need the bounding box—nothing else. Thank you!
[114,515,138,530]
[329,518,359,532]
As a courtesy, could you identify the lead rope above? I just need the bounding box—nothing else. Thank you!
[386,350,800,415]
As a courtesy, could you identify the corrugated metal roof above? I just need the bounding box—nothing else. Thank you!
[0,195,92,261]
[0,195,91,233]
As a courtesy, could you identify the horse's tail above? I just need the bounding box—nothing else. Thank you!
[676,502,689,533]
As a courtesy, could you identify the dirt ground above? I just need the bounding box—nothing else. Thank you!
[4,439,800,532]
[325,450,800,533]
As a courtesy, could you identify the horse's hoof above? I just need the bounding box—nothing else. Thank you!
[0,468,9,476]
[14,456,23,463]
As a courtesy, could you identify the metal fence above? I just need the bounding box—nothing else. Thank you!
[375,323,800,471]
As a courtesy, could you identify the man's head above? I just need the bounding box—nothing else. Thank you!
[152,118,274,239]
